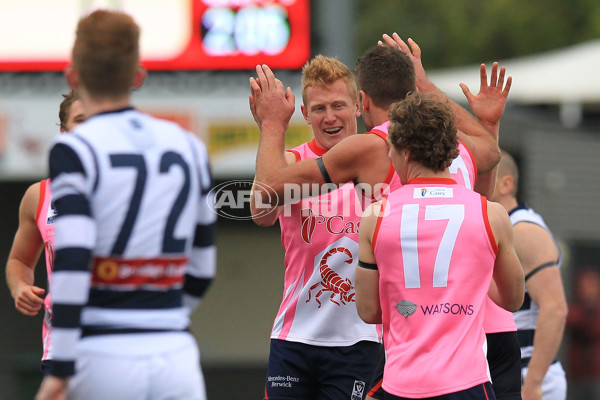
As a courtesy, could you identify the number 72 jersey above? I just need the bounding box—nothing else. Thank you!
[48,108,216,375]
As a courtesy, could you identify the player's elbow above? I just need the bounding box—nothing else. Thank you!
[478,143,502,174]
[550,300,569,326]
[356,302,381,324]
[252,212,278,227]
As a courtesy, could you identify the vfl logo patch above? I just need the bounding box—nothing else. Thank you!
[351,380,365,400]
[47,203,57,225]
[396,300,417,318]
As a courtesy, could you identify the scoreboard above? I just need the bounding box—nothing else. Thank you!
[0,0,310,71]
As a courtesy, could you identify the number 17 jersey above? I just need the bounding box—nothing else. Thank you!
[373,178,497,398]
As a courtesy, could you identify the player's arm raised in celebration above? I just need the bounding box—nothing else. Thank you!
[460,62,512,197]
[381,34,502,175]
[250,64,387,205]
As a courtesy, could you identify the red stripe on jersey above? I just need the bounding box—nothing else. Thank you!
[36,179,48,222]
[91,256,188,288]
[481,197,498,254]
[371,197,388,252]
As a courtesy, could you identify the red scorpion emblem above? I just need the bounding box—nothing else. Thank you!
[306,247,355,308]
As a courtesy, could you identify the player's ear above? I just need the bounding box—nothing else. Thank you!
[499,174,513,195]
[301,105,311,124]
[360,90,371,112]
[132,66,147,90]
[64,65,79,89]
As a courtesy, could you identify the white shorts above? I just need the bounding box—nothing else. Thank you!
[67,333,206,400]
[521,361,566,400]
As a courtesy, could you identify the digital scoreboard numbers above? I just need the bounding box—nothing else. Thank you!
[0,0,310,71]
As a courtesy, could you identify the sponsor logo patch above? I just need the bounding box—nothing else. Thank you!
[414,187,453,198]
[396,300,418,318]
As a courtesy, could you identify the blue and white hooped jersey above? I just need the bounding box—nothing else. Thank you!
[510,204,562,361]
[48,107,216,377]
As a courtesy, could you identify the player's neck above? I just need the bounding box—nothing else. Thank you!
[500,197,519,213]
[81,94,133,118]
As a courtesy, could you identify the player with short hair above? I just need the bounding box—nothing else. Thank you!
[35,10,216,400]
[491,151,568,400]
[355,92,524,399]
[6,90,84,376]
[252,55,380,400]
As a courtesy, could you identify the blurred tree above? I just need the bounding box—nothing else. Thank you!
[355,0,600,68]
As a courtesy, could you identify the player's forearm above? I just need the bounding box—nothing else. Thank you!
[6,260,35,298]
[473,167,497,198]
[255,124,290,204]
[250,180,281,226]
[525,306,567,383]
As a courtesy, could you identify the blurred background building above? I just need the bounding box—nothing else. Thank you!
[1,0,599,398]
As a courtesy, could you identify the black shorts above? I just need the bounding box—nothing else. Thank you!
[264,339,380,400]
[384,382,496,400]
[366,344,385,399]
[486,331,522,400]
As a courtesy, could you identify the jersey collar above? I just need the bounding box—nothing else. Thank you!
[307,139,328,156]
[407,177,457,185]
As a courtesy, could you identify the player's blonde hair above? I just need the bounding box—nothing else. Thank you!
[301,55,358,105]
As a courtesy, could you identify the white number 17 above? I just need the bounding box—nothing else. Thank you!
[400,204,465,288]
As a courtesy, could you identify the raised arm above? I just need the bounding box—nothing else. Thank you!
[250,64,296,200]
[460,62,512,197]
[250,65,386,205]
[250,151,297,226]
[381,33,501,174]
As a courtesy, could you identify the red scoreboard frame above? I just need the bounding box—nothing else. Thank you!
[0,0,310,72]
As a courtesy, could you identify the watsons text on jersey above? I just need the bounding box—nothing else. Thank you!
[420,303,474,316]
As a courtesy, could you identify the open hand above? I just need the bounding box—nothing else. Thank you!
[249,64,295,133]
[460,62,512,125]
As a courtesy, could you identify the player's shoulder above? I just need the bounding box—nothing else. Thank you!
[20,181,43,218]
[330,133,386,157]
[485,201,512,237]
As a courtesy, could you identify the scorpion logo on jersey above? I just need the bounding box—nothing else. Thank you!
[306,247,355,308]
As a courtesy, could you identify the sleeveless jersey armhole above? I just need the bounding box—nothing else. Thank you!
[287,149,301,163]
[371,197,388,253]
[481,196,498,254]
[367,129,396,195]
[459,140,478,183]
[36,179,48,223]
